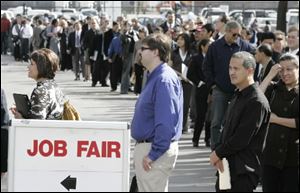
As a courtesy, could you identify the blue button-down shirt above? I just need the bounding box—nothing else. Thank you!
[108,33,122,58]
[131,63,183,161]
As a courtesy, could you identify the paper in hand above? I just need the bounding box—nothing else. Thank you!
[218,158,231,190]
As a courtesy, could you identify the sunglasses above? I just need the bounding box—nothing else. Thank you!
[276,38,283,41]
[232,33,240,37]
[141,47,151,51]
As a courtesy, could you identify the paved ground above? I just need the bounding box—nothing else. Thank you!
[1,54,262,192]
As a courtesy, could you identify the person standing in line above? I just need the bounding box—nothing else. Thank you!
[170,33,193,133]
[209,51,271,192]
[1,13,11,55]
[131,33,183,192]
[68,22,85,81]
[10,48,65,120]
[259,54,299,192]
[1,88,10,178]
[187,39,212,147]
[203,21,254,150]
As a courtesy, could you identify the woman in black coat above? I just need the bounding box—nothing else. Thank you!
[170,33,193,133]
[259,53,299,192]
[187,39,212,147]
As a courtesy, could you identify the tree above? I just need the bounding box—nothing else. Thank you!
[277,1,288,33]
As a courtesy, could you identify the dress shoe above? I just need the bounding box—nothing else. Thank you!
[193,142,199,147]
[101,84,109,87]
[110,88,117,92]
[91,82,96,87]
[205,141,210,147]
[128,88,134,92]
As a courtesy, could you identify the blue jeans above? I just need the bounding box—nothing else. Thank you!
[121,53,133,94]
[210,86,233,150]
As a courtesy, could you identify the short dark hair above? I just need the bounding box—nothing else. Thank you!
[30,48,59,79]
[201,23,215,34]
[279,53,299,68]
[261,32,276,42]
[198,39,211,53]
[142,33,172,63]
[257,43,273,57]
[112,21,118,26]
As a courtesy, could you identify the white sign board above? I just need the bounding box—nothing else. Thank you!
[8,119,130,192]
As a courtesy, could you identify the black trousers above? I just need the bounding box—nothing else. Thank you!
[216,174,255,192]
[1,32,9,54]
[182,81,193,132]
[192,84,210,144]
[21,38,30,62]
[100,59,109,86]
[110,56,123,90]
[262,165,299,192]
[92,58,102,85]
[134,63,144,94]
[1,129,8,173]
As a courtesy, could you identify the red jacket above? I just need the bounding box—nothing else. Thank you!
[1,18,11,32]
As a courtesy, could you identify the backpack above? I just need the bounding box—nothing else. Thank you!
[62,100,81,121]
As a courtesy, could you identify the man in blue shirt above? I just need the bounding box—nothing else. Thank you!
[131,33,183,192]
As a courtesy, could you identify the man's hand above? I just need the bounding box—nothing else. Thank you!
[143,156,153,172]
[209,151,220,166]
[215,160,224,173]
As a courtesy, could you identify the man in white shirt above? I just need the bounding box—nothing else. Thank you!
[20,17,33,62]
[287,26,299,56]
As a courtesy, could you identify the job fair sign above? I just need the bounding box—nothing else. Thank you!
[8,119,130,192]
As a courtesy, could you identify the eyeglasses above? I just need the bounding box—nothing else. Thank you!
[232,33,240,37]
[141,47,151,51]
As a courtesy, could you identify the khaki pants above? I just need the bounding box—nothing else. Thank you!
[133,142,178,192]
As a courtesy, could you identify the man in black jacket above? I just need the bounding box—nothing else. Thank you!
[209,51,271,192]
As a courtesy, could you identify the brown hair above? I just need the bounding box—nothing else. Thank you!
[30,48,59,79]
[142,33,172,62]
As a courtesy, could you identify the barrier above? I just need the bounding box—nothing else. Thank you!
[8,119,130,192]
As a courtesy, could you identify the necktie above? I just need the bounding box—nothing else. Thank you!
[76,33,80,47]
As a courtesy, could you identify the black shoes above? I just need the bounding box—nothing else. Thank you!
[205,141,210,147]
[193,142,199,147]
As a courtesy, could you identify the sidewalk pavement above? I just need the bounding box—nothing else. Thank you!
[1,54,259,192]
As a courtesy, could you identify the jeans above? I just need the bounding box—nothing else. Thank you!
[121,53,133,94]
[210,86,233,150]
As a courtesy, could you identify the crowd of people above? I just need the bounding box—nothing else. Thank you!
[1,8,299,192]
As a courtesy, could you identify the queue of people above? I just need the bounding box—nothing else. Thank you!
[1,8,299,192]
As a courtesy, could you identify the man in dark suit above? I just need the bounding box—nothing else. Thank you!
[210,52,271,192]
[160,10,176,33]
[68,21,85,80]
[254,43,278,83]
[90,15,114,87]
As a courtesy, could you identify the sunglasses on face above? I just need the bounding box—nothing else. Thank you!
[276,38,283,41]
[141,47,151,51]
[232,33,240,37]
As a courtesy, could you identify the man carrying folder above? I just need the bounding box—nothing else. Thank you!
[209,52,271,192]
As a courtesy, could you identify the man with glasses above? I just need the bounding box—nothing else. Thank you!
[131,33,183,192]
[203,21,255,150]
[286,26,299,56]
